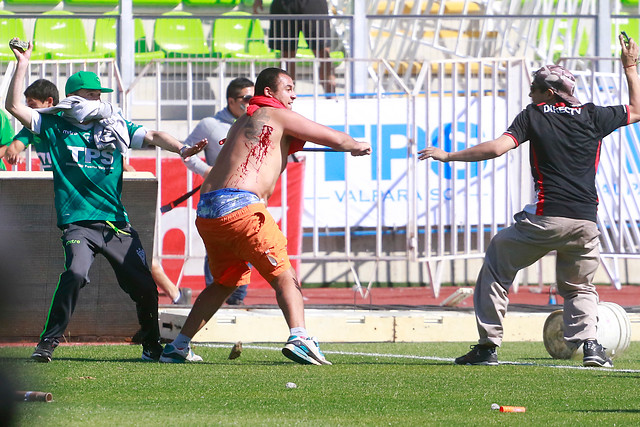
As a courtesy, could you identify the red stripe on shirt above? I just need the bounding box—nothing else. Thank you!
[626,105,631,125]
[503,132,519,147]
[595,139,602,204]
[531,147,545,215]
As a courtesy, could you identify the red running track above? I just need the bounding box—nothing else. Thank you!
[161,285,640,309]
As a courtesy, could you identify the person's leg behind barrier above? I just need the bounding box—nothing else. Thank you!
[151,260,179,301]
[226,284,248,305]
[204,254,214,287]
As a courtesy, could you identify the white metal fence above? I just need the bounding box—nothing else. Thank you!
[3,2,640,294]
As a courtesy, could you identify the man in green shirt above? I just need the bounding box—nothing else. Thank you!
[6,39,206,362]
[0,109,15,170]
[4,79,59,170]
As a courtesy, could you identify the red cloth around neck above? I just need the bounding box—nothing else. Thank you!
[246,95,306,155]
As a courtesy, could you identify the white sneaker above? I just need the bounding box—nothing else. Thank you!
[159,343,202,363]
[282,336,332,365]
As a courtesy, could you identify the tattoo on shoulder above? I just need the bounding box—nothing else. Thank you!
[243,108,270,141]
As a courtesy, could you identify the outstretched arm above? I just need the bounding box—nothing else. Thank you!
[620,34,640,123]
[284,111,372,156]
[5,39,34,129]
[143,130,208,159]
[418,134,516,162]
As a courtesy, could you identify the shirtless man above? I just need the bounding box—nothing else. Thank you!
[160,67,371,365]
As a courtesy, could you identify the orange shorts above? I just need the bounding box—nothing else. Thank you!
[195,203,291,288]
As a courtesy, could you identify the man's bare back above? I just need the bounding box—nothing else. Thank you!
[202,107,291,200]
[200,70,371,201]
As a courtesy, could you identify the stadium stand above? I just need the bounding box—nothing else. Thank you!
[3,0,60,5]
[0,11,47,61]
[132,0,180,8]
[184,0,239,6]
[93,14,165,62]
[211,11,277,61]
[65,0,117,7]
[153,11,219,59]
[374,0,482,15]
[33,11,106,59]
[294,32,345,64]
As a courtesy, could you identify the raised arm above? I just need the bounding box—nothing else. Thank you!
[620,34,640,123]
[418,134,516,162]
[283,111,371,156]
[5,39,34,129]
[143,130,208,159]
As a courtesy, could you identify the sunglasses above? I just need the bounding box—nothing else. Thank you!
[236,95,253,102]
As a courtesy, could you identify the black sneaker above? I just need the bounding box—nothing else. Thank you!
[31,338,59,363]
[141,342,164,362]
[583,339,613,368]
[454,344,499,365]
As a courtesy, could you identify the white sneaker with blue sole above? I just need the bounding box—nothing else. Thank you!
[159,343,203,363]
[282,335,332,365]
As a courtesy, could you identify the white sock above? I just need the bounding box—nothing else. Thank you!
[290,327,308,338]
[172,292,181,303]
[172,333,191,349]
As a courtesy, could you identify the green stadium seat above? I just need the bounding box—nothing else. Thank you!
[153,11,219,59]
[0,11,46,61]
[294,32,345,65]
[33,11,106,60]
[3,0,61,5]
[64,0,118,6]
[184,0,239,6]
[93,15,165,63]
[212,11,277,61]
[132,0,180,7]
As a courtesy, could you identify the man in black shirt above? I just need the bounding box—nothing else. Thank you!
[419,35,640,368]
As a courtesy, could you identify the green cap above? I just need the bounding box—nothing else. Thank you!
[65,71,114,96]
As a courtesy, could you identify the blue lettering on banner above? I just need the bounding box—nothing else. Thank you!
[325,124,426,181]
[325,125,365,181]
[429,122,485,180]
[624,124,640,174]
[335,189,424,202]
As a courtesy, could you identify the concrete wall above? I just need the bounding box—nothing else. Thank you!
[0,172,157,341]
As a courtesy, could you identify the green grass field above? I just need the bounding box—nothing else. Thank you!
[2,341,639,426]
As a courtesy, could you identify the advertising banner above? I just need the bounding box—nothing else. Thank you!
[295,96,512,228]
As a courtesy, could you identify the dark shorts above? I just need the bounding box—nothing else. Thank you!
[268,0,330,52]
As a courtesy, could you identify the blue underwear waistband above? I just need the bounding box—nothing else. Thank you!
[197,188,262,219]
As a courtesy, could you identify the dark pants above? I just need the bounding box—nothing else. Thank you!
[40,221,159,345]
[268,0,330,52]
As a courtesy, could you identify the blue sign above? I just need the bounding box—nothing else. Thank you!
[430,122,484,180]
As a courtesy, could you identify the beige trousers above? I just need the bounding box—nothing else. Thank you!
[475,211,601,347]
